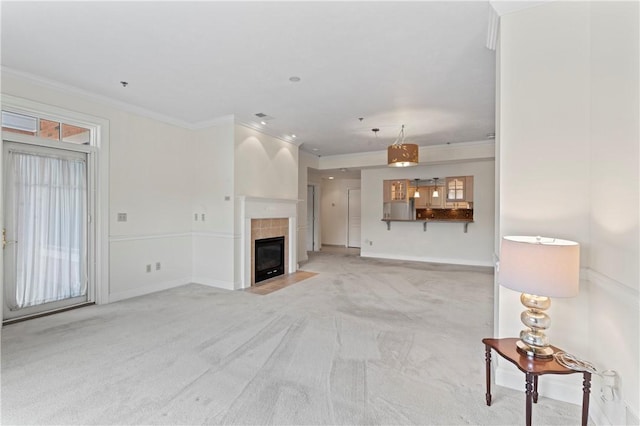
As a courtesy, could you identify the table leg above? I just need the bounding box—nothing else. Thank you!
[533,375,539,403]
[485,344,492,406]
[582,372,591,426]
[525,372,534,426]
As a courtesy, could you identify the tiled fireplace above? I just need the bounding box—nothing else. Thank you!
[251,218,288,285]
[240,196,297,289]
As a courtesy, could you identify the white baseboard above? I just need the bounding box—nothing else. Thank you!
[588,394,637,426]
[108,277,190,303]
[191,276,235,291]
[360,251,494,267]
[590,399,611,426]
[495,363,584,405]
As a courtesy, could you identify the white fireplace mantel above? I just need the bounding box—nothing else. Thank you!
[238,196,298,289]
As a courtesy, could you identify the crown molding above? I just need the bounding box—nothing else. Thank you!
[489,1,550,17]
[191,114,236,129]
[1,66,199,129]
[314,139,495,160]
[486,3,499,51]
[2,67,311,143]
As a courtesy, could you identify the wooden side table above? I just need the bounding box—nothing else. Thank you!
[483,337,591,426]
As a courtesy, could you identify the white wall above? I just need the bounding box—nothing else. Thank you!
[108,113,194,300]
[233,124,300,286]
[297,151,320,262]
[0,72,304,300]
[234,125,299,201]
[1,73,195,303]
[497,0,592,406]
[360,160,494,266]
[191,121,236,289]
[318,140,495,170]
[498,2,639,423]
[588,2,639,424]
[320,178,361,247]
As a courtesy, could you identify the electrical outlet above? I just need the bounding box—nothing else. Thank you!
[117,213,127,222]
[146,264,151,273]
[369,241,373,246]
[156,262,161,271]
[201,213,205,221]
[224,196,231,201]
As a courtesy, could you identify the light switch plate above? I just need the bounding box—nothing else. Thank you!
[117,213,127,222]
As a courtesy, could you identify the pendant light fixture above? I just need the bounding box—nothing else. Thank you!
[414,179,421,198]
[388,124,419,167]
[432,177,440,198]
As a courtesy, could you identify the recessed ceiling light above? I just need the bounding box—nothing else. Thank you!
[260,121,267,125]
[312,148,319,152]
[328,176,334,180]
[289,76,301,82]
[291,134,297,138]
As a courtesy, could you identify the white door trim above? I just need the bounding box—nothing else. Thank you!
[1,95,109,321]
[347,188,361,248]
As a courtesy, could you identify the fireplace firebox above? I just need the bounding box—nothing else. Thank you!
[254,236,285,284]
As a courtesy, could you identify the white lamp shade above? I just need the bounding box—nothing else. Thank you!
[499,236,580,298]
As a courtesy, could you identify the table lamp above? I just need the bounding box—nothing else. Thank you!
[499,236,580,359]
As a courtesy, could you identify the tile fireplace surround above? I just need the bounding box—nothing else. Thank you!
[251,218,288,285]
[240,196,297,289]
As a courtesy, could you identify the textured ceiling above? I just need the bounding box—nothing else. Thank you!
[1,1,496,156]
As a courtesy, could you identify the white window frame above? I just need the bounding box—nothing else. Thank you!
[1,94,110,318]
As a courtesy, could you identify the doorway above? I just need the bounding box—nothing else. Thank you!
[3,142,90,321]
[306,185,315,251]
[347,188,361,248]
[307,184,320,252]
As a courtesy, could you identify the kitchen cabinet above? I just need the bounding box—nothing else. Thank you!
[383,179,410,202]
[445,176,474,203]
[428,185,445,208]
[414,185,445,208]
[414,186,429,208]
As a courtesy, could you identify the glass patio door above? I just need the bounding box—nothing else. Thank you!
[3,142,88,320]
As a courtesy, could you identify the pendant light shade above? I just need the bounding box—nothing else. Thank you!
[388,125,419,167]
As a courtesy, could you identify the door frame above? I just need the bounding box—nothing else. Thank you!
[1,95,110,322]
[3,141,91,319]
[306,185,315,251]
[347,188,361,248]
[307,183,320,251]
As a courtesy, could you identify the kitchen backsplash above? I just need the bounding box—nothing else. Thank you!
[416,208,473,220]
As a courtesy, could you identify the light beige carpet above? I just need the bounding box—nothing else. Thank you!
[1,251,583,425]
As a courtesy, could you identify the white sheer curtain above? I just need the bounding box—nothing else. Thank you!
[5,149,87,310]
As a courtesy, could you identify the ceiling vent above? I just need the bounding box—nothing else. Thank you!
[254,113,274,121]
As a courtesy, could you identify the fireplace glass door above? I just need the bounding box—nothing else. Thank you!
[254,236,284,283]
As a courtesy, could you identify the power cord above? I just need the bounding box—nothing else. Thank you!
[554,351,619,402]
[554,351,599,374]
